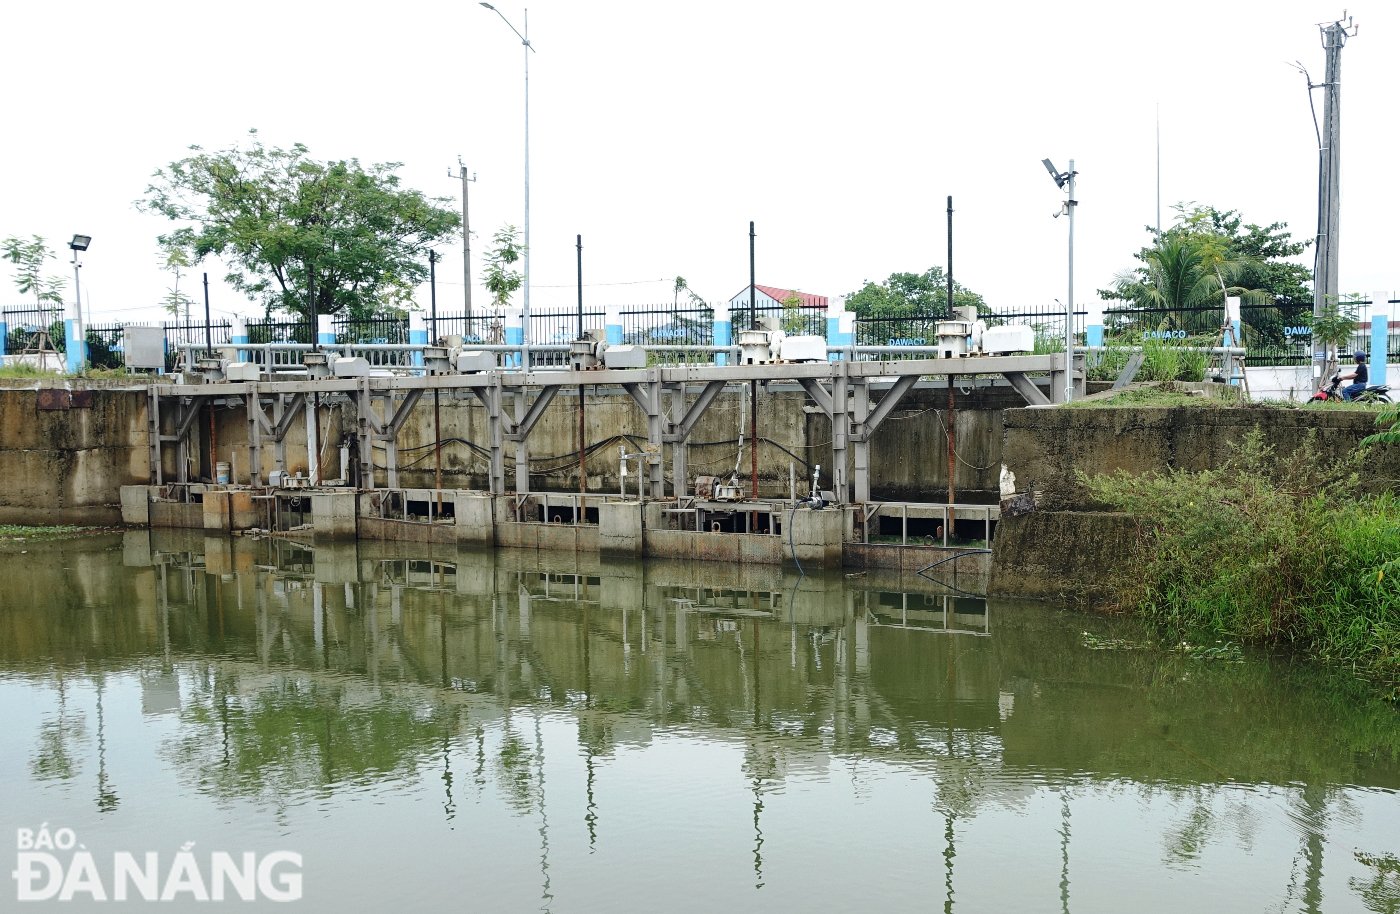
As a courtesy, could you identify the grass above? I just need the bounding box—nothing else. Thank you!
[1066,386,1219,409]
[1083,431,1400,698]
[0,363,53,378]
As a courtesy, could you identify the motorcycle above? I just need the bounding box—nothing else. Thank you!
[1310,373,1391,403]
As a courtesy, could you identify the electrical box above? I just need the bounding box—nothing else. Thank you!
[456,350,497,373]
[603,345,646,369]
[779,335,826,362]
[332,357,371,378]
[225,362,260,382]
[122,325,166,371]
[981,324,1035,355]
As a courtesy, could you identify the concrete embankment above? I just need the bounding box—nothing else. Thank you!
[988,405,1400,601]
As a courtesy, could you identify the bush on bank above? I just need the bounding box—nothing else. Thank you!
[1084,430,1400,695]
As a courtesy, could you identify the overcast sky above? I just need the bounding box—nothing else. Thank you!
[2,0,1395,325]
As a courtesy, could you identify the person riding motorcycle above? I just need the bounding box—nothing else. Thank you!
[1339,351,1370,401]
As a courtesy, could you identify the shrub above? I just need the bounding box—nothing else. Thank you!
[1083,431,1400,693]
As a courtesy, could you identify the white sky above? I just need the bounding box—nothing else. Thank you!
[1,0,1396,325]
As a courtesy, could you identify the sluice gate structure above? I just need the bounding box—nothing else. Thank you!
[127,342,1081,584]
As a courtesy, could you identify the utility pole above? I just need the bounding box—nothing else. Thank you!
[448,157,477,321]
[1311,13,1357,368]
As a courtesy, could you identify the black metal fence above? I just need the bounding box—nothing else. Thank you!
[854,305,1088,351]
[15,298,1394,370]
[1099,300,1400,366]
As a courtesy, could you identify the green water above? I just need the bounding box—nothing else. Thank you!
[1,532,1397,912]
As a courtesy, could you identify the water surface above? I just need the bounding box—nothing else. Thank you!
[1,532,1396,912]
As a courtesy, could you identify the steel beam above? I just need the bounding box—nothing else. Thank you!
[1003,372,1051,406]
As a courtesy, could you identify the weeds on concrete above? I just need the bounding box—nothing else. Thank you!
[0,363,50,378]
[1084,430,1400,696]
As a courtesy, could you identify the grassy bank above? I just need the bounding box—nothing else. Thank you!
[1084,431,1400,698]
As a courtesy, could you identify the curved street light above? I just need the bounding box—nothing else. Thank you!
[481,2,536,363]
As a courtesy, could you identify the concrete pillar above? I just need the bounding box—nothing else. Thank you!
[409,312,428,370]
[605,303,624,346]
[504,305,523,368]
[712,300,731,366]
[1371,291,1390,386]
[851,380,870,503]
[231,315,249,362]
[120,485,152,525]
[598,501,644,556]
[826,294,854,361]
[831,372,849,502]
[789,507,845,569]
[316,314,335,348]
[455,493,496,545]
[311,492,359,541]
[65,296,87,373]
[669,385,688,497]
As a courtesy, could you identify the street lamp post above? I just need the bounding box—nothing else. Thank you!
[481,2,535,366]
[1042,158,1077,403]
[68,234,91,372]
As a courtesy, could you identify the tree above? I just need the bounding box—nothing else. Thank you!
[846,267,987,346]
[845,266,986,318]
[1101,204,1308,343]
[1,235,66,306]
[483,225,524,310]
[159,241,194,322]
[139,130,460,322]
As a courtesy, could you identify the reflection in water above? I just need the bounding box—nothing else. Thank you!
[0,532,1396,913]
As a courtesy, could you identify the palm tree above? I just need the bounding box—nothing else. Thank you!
[1109,230,1267,337]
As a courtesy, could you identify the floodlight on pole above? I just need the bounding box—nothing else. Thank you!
[1043,158,1077,403]
[481,1,535,366]
[67,234,91,372]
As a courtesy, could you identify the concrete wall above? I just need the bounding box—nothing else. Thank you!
[0,384,149,524]
[989,404,1400,600]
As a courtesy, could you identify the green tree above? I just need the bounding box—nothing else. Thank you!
[1,235,66,306]
[483,225,524,311]
[159,241,194,321]
[1101,204,1308,343]
[139,130,460,322]
[845,266,985,318]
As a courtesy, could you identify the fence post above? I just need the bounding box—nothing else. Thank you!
[605,304,623,346]
[409,312,428,371]
[232,316,249,362]
[1372,291,1389,386]
[712,300,731,366]
[316,315,335,349]
[0,316,7,357]
[1086,300,1104,348]
[827,295,853,361]
[65,298,87,373]
[505,305,523,368]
